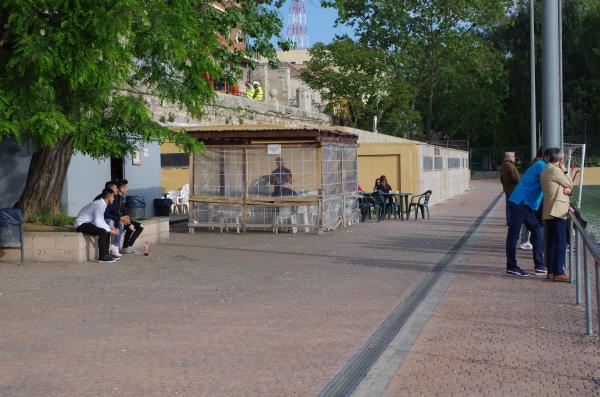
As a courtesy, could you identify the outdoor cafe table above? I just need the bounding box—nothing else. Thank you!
[381,192,412,220]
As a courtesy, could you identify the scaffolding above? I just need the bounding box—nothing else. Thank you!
[183,125,360,233]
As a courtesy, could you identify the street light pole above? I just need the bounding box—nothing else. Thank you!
[542,0,561,149]
[530,0,537,159]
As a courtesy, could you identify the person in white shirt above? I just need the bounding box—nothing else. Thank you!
[74,188,120,262]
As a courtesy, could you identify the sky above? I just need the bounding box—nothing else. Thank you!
[280,0,355,46]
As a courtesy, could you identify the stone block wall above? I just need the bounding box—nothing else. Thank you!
[128,87,330,127]
[0,218,170,263]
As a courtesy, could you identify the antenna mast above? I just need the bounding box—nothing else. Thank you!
[287,0,309,49]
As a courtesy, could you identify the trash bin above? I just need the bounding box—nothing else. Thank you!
[0,208,25,264]
[154,198,173,217]
[126,195,146,218]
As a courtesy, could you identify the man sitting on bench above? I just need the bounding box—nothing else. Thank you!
[74,188,120,263]
[114,179,144,255]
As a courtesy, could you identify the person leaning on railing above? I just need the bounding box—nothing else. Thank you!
[505,156,547,277]
[541,148,573,282]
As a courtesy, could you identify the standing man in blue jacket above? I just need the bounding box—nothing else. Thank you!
[505,157,547,276]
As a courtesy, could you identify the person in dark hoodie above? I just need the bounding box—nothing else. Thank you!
[110,179,144,255]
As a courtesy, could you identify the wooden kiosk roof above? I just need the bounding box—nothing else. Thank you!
[169,124,359,145]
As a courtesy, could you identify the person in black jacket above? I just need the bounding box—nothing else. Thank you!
[113,179,144,255]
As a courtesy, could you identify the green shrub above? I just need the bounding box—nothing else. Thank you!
[26,212,74,227]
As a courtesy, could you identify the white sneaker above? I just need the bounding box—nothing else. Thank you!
[123,247,141,255]
[519,241,533,250]
[110,245,122,257]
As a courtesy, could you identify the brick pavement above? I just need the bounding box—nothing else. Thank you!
[0,182,500,397]
[381,183,600,397]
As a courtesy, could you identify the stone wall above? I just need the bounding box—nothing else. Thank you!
[0,218,169,263]
[135,90,330,126]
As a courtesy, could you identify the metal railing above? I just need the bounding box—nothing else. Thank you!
[568,213,600,335]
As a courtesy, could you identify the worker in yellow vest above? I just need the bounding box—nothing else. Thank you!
[244,81,254,99]
[253,81,264,101]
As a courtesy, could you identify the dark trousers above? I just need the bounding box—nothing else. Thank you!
[506,201,544,269]
[546,218,567,275]
[123,221,143,248]
[76,223,110,258]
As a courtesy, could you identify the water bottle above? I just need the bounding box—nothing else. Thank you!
[144,241,149,256]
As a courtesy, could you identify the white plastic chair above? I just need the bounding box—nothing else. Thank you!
[177,184,190,214]
[166,190,180,214]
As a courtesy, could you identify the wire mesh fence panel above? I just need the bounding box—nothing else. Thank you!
[190,202,243,229]
[190,141,358,232]
[322,144,359,229]
[342,145,360,225]
[192,148,244,197]
[246,147,318,198]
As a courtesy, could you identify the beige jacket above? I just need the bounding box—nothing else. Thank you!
[541,163,572,220]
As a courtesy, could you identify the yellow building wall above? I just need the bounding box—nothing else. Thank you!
[358,143,420,194]
[160,142,190,192]
[574,167,600,186]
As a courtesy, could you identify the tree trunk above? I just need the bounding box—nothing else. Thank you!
[18,138,73,218]
[426,81,434,140]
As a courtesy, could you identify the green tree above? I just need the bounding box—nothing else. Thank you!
[492,0,600,152]
[0,0,285,216]
[300,38,389,128]
[323,0,510,141]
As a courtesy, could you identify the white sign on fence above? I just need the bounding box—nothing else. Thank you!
[267,144,282,155]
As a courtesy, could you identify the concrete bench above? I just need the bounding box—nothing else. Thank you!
[0,218,169,263]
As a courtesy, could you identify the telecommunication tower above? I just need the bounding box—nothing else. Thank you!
[286,0,309,49]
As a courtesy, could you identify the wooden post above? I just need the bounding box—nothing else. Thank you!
[242,148,249,233]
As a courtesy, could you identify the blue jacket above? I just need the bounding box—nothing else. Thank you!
[508,160,547,210]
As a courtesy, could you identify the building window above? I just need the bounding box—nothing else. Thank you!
[161,153,190,168]
[448,157,460,169]
[434,156,443,170]
[423,156,433,171]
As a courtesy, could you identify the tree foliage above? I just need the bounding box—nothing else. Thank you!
[321,0,510,141]
[0,0,286,215]
[493,0,600,149]
[300,38,389,127]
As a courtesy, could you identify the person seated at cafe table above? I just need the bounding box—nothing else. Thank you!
[378,174,396,206]
[378,175,393,194]
[373,178,381,192]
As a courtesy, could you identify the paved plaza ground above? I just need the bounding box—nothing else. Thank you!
[0,180,598,396]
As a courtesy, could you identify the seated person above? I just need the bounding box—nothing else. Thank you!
[378,175,394,207]
[98,181,124,258]
[74,189,120,263]
[113,179,144,254]
[373,178,381,192]
[270,157,296,197]
[378,175,393,194]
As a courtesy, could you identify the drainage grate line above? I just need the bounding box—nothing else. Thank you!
[317,193,503,397]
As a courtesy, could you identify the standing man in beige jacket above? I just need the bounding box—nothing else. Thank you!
[541,148,573,282]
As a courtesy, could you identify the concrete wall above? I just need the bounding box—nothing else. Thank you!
[0,140,31,208]
[1,140,161,217]
[123,143,162,216]
[61,154,111,216]
[418,145,470,205]
[266,67,291,104]
[358,143,420,195]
